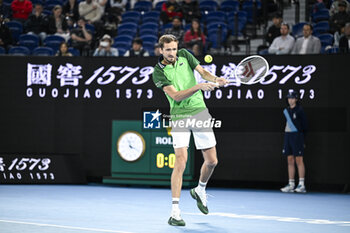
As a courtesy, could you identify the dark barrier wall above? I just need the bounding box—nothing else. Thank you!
[0,55,349,184]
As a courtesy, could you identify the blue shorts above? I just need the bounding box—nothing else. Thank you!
[283,132,304,156]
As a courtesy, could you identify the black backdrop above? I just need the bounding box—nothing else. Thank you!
[0,54,349,185]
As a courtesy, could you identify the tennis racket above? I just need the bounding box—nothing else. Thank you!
[232,55,269,85]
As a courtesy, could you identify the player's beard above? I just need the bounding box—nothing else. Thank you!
[164,55,176,65]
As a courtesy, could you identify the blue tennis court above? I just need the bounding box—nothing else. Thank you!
[0,185,349,233]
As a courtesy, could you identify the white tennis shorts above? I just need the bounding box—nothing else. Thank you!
[171,109,217,150]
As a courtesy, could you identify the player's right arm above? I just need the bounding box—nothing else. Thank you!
[163,83,217,102]
[153,65,217,102]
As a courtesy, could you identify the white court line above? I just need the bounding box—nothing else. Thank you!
[183,212,350,227]
[0,219,134,233]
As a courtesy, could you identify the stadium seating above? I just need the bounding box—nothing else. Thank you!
[31,0,44,5]
[228,20,246,36]
[121,17,140,24]
[292,22,307,38]
[117,23,138,37]
[112,43,129,56]
[207,23,228,49]
[142,11,160,23]
[206,11,226,24]
[318,33,334,47]
[142,41,155,54]
[18,34,40,52]
[227,11,248,25]
[68,47,80,56]
[43,9,52,16]
[258,48,269,55]
[326,47,339,54]
[133,1,152,12]
[45,0,63,5]
[312,9,329,23]
[227,11,248,31]
[154,1,166,11]
[313,21,330,36]
[32,46,55,56]
[139,23,159,36]
[199,0,219,13]
[242,0,262,24]
[161,23,173,33]
[140,35,158,45]
[6,21,23,42]
[220,0,239,13]
[114,35,134,46]
[139,28,158,37]
[311,2,326,14]
[85,24,95,34]
[122,11,141,22]
[3,0,341,56]
[184,23,204,32]
[0,46,5,54]
[43,35,65,52]
[8,46,31,55]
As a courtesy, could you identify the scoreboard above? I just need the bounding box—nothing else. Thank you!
[103,120,196,186]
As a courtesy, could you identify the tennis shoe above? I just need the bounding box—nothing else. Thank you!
[294,184,307,193]
[168,209,185,226]
[190,188,208,214]
[280,184,295,193]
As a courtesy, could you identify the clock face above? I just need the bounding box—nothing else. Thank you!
[117,131,146,162]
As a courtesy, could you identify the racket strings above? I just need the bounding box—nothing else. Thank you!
[234,56,269,85]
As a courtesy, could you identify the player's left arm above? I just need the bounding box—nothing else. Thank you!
[195,64,229,87]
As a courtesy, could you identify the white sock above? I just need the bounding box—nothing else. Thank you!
[196,181,207,193]
[172,198,180,212]
[289,179,295,187]
[299,178,305,186]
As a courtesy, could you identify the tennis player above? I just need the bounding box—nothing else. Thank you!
[281,91,308,193]
[152,34,228,226]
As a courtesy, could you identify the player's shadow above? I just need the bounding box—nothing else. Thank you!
[176,222,229,233]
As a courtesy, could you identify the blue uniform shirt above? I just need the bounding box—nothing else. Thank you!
[284,105,308,136]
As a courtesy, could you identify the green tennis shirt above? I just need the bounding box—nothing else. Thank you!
[152,48,206,120]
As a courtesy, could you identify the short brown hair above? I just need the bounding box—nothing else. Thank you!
[158,34,178,48]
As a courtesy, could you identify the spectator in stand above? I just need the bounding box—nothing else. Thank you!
[329,1,350,34]
[164,16,184,48]
[71,17,92,56]
[11,0,32,23]
[48,5,70,41]
[266,13,282,45]
[160,0,183,24]
[330,0,350,16]
[154,42,161,56]
[0,14,13,50]
[24,3,48,42]
[292,24,321,54]
[63,0,80,23]
[56,41,73,56]
[124,37,149,57]
[268,22,295,55]
[79,0,105,38]
[79,0,102,24]
[181,0,200,24]
[107,0,127,22]
[183,18,205,56]
[93,34,119,56]
[0,0,11,20]
[339,22,350,53]
[97,0,108,13]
